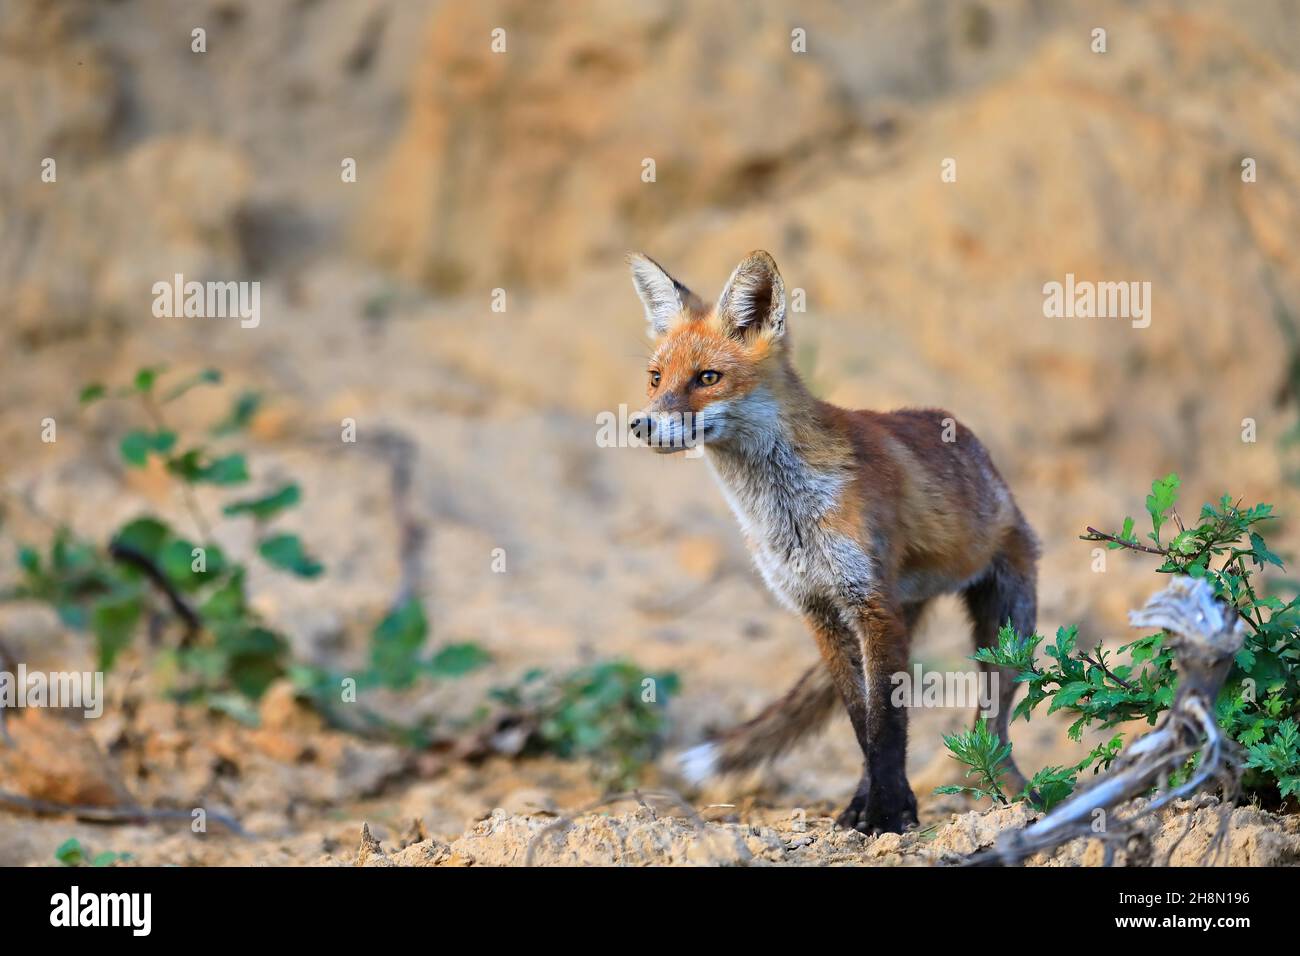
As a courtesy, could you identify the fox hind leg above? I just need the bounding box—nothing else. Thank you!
[961,522,1039,796]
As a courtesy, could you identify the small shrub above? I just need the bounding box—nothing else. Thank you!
[5,367,680,785]
[55,837,131,867]
[12,367,309,701]
[941,474,1300,807]
[489,662,680,789]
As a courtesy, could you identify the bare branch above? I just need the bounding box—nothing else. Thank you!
[1080,527,1168,557]
[0,789,248,836]
[107,541,201,645]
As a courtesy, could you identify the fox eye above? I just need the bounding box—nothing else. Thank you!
[649,371,661,389]
[698,370,722,387]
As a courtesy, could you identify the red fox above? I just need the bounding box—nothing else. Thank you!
[627,251,1039,834]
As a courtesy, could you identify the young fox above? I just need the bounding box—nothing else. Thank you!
[627,251,1039,834]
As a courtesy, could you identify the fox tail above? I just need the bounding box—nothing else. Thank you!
[677,663,839,784]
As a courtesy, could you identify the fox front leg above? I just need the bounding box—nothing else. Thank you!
[804,595,918,835]
[835,596,918,835]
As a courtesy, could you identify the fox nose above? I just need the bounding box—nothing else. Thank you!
[629,412,652,442]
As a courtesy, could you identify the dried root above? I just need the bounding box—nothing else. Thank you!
[972,577,1245,866]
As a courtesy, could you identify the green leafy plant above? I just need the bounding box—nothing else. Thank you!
[489,661,680,788]
[941,473,1300,807]
[289,595,494,745]
[934,719,1015,805]
[936,719,1122,812]
[55,837,131,867]
[6,367,682,786]
[8,367,317,702]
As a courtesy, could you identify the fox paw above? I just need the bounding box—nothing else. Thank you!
[835,787,918,836]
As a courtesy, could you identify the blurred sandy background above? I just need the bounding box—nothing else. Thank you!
[1,0,1300,864]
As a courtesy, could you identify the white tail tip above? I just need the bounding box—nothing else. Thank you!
[678,742,719,786]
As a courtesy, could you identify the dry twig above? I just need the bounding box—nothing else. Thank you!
[0,789,249,836]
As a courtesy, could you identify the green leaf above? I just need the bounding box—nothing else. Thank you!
[211,391,262,436]
[427,642,492,678]
[55,838,85,866]
[215,625,288,698]
[1145,472,1180,541]
[17,545,40,575]
[160,540,225,591]
[120,431,150,467]
[111,517,172,561]
[1169,529,1198,555]
[165,449,203,481]
[79,383,107,405]
[1249,532,1285,570]
[370,598,427,689]
[134,366,166,393]
[222,483,301,521]
[167,451,249,485]
[120,429,177,468]
[200,569,247,622]
[1022,765,1077,811]
[56,603,88,630]
[258,533,323,578]
[51,530,96,573]
[1046,681,1092,713]
[196,453,249,485]
[91,595,142,671]
[1050,625,1078,660]
[1109,516,1136,549]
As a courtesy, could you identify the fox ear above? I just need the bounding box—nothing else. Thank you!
[628,253,700,337]
[716,250,786,341]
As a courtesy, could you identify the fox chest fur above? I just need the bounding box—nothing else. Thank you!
[705,438,875,616]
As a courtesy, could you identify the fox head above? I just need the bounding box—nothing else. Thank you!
[627,251,790,455]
